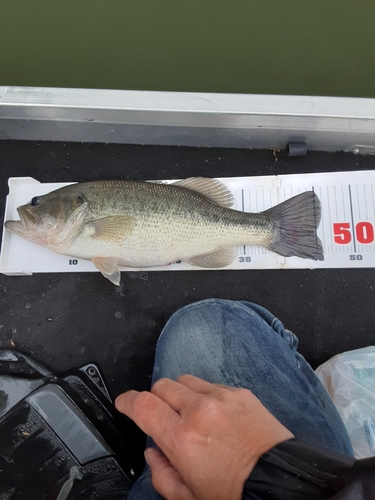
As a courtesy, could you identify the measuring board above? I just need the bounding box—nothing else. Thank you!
[1,171,375,276]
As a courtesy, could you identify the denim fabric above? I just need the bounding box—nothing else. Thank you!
[129,299,353,500]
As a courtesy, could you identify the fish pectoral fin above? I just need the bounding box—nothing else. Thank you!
[187,247,237,268]
[92,256,121,286]
[89,216,135,241]
[172,177,234,208]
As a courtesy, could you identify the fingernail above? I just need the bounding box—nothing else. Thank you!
[144,448,151,465]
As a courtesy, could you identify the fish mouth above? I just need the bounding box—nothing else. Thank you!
[17,206,41,231]
[4,206,40,234]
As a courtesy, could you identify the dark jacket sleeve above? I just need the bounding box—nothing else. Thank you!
[242,438,375,500]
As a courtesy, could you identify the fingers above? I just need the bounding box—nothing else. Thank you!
[177,374,219,393]
[145,447,193,500]
[152,375,245,407]
[115,376,251,456]
[177,374,240,397]
[212,383,243,392]
[151,378,198,413]
[115,390,179,446]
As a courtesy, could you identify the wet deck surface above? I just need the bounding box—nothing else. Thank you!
[1,140,375,403]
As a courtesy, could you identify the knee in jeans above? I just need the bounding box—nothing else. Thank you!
[158,300,215,345]
[157,298,266,350]
[156,298,233,350]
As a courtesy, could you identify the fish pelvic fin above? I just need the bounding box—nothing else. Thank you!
[262,191,324,261]
[92,256,121,285]
[187,247,237,268]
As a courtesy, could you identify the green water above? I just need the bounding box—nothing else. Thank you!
[1,0,375,97]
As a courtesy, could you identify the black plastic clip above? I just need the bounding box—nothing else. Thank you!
[286,142,307,157]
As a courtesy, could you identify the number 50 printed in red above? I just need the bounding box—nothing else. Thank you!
[333,222,375,244]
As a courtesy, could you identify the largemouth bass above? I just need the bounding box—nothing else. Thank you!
[4,177,323,285]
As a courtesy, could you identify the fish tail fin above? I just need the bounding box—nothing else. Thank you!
[262,191,324,261]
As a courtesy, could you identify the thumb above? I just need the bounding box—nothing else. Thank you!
[145,447,193,500]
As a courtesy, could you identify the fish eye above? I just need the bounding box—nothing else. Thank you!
[31,196,41,206]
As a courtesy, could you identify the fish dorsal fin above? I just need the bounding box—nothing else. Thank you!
[92,256,121,285]
[88,215,135,241]
[187,247,237,268]
[172,177,234,208]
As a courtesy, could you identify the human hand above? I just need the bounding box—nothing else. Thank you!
[115,375,293,500]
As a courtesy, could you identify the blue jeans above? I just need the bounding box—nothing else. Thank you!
[129,299,353,499]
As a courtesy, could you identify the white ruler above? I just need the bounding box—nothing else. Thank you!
[1,171,375,276]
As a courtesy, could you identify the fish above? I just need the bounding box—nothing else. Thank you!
[4,177,324,285]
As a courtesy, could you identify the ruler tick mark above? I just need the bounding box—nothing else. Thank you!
[348,185,357,253]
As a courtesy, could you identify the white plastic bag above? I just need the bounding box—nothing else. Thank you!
[315,346,375,459]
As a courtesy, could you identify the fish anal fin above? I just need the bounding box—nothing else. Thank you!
[89,216,135,242]
[187,247,237,268]
[92,256,121,285]
[172,177,234,208]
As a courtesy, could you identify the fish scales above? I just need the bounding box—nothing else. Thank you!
[71,181,273,267]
